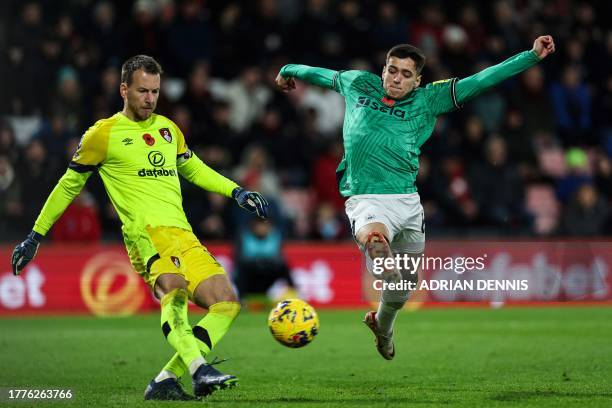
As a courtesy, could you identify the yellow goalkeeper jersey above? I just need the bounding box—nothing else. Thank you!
[33,112,238,246]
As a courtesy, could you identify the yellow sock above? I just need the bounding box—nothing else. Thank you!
[160,288,203,373]
[162,301,241,378]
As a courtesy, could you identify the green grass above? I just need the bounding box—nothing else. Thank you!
[1,307,612,407]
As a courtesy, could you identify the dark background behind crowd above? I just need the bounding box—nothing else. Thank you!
[0,0,611,243]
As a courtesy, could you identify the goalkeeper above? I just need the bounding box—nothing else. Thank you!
[11,55,270,400]
[276,36,555,360]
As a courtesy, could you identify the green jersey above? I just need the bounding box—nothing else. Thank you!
[280,50,540,196]
[33,112,238,249]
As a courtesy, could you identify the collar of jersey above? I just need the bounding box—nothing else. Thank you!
[117,112,156,128]
[392,88,418,103]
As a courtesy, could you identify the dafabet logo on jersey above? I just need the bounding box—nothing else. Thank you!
[137,151,176,177]
[355,96,406,118]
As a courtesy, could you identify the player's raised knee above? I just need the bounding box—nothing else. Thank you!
[209,301,241,322]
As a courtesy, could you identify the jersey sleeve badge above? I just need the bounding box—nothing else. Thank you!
[159,128,172,143]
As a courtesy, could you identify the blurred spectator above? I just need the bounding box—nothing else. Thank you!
[461,116,486,163]
[469,136,531,230]
[417,155,479,229]
[1,38,42,115]
[234,218,295,299]
[52,191,101,242]
[90,1,124,63]
[32,111,76,170]
[11,2,44,55]
[166,0,214,76]
[491,0,522,53]
[373,1,409,51]
[234,144,281,199]
[593,74,612,145]
[440,25,471,78]
[511,65,556,136]
[336,0,372,60]
[14,139,58,230]
[184,191,232,240]
[126,0,163,60]
[53,66,84,131]
[556,147,592,203]
[312,202,346,240]
[212,65,271,133]
[312,139,345,212]
[251,106,312,187]
[501,109,536,168]
[410,3,445,55]
[594,152,612,201]
[248,0,287,60]
[459,4,485,56]
[561,184,609,236]
[0,123,19,164]
[170,105,193,143]
[91,65,123,121]
[550,65,592,145]
[300,82,345,137]
[179,61,214,135]
[0,155,22,238]
[291,0,335,66]
[204,100,241,155]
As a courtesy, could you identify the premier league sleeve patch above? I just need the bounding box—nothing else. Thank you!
[159,128,172,143]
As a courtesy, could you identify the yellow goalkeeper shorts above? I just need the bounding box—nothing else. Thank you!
[126,225,226,298]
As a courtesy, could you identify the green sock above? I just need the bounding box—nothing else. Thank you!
[162,301,241,378]
[160,288,203,372]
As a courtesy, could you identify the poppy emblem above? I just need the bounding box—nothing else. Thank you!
[143,134,155,146]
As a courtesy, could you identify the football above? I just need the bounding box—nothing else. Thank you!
[267,299,319,348]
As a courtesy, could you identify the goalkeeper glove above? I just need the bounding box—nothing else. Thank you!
[232,187,269,219]
[11,230,43,276]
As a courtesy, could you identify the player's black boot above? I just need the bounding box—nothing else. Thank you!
[192,358,238,398]
[144,377,195,401]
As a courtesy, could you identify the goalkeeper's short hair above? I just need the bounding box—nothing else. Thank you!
[121,55,163,85]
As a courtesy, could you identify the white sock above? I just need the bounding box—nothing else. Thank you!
[155,370,177,383]
[188,356,206,376]
[376,302,400,335]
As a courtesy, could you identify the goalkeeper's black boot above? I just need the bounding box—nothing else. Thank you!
[192,358,238,398]
[144,377,195,401]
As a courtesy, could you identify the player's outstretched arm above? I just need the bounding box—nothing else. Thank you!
[177,151,269,219]
[454,35,555,106]
[276,64,339,92]
[11,168,90,275]
[12,120,107,275]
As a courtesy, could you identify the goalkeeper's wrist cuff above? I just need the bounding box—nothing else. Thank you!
[232,187,244,199]
[27,230,44,242]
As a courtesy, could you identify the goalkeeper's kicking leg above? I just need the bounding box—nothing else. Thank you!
[145,274,240,400]
[155,274,240,398]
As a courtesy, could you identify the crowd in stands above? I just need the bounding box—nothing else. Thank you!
[1,0,610,242]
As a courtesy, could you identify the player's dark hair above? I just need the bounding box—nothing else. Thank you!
[121,55,163,85]
[386,44,426,74]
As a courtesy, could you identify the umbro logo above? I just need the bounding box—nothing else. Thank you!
[122,138,134,145]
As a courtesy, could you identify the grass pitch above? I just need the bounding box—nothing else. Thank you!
[1,307,611,407]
